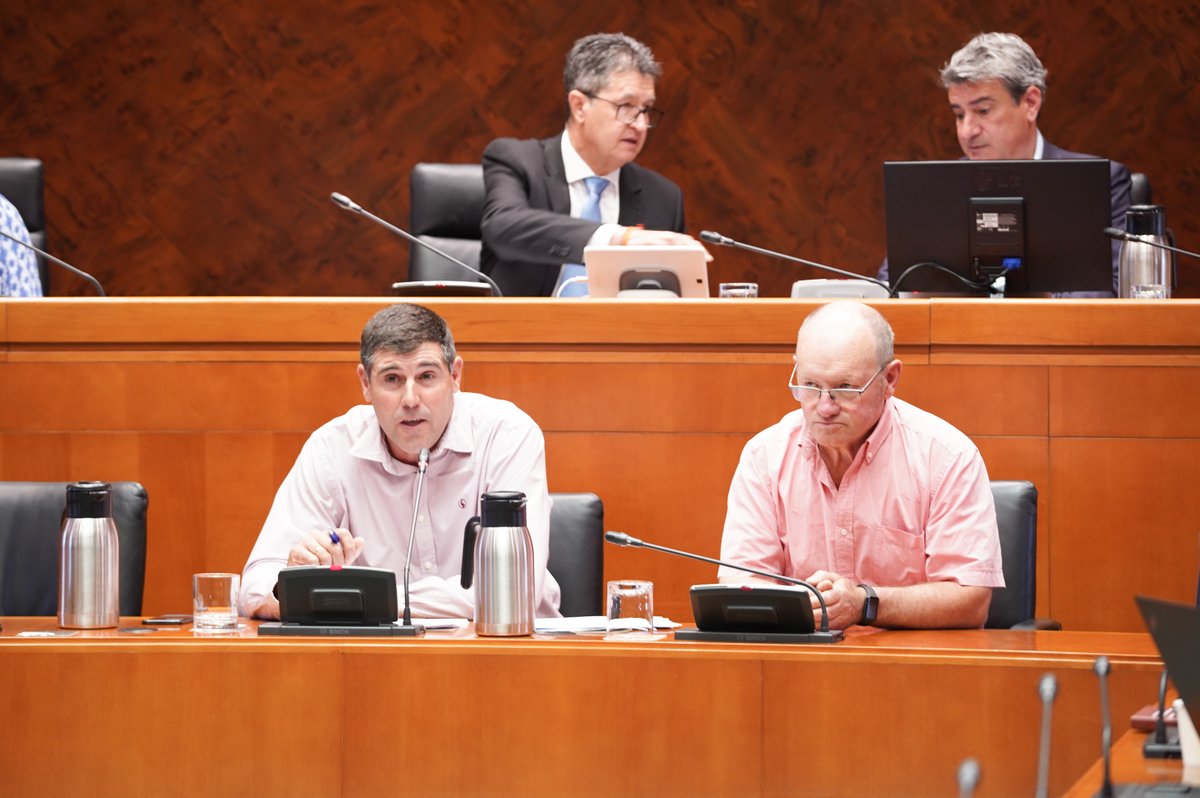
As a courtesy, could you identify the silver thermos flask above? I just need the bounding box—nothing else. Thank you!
[461,491,535,636]
[58,481,120,629]
[1118,204,1172,299]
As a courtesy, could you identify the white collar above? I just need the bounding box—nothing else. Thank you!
[560,128,621,187]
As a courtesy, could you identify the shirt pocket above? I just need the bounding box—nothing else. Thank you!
[860,524,926,586]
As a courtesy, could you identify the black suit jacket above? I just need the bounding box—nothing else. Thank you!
[480,135,686,296]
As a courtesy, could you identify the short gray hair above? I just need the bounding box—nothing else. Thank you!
[360,303,456,375]
[564,33,661,96]
[941,32,1047,104]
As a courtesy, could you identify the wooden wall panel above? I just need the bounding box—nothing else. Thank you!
[1050,438,1200,631]
[898,364,1048,437]
[1051,366,1200,438]
[0,648,345,796]
[344,650,762,797]
[763,655,1156,798]
[1,2,1196,298]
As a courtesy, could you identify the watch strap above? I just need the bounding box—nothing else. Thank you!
[858,583,879,625]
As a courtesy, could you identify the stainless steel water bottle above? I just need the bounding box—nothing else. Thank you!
[460,491,535,636]
[1118,205,1172,299]
[58,481,120,629]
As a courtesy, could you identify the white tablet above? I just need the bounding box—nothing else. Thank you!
[583,245,710,298]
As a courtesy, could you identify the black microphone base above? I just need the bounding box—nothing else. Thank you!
[1142,727,1181,758]
[259,622,425,637]
[1094,785,1199,796]
[673,628,844,644]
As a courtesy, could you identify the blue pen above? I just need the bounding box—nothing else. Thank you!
[328,528,341,545]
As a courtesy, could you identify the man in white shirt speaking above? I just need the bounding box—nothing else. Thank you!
[240,303,561,619]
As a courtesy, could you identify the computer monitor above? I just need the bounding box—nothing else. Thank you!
[884,159,1113,295]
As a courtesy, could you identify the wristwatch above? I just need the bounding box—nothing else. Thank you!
[858,583,879,625]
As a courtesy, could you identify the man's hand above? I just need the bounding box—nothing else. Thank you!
[286,527,365,568]
[805,569,866,630]
[804,571,993,629]
[610,227,714,260]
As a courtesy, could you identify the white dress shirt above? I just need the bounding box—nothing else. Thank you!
[240,393,561,619]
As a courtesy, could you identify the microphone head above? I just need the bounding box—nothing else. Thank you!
[699,230,733,246]
[604,531,638,547]
[956,757,980,793]
[1102,226,1128,241]
[418,448,430,472]
[1038,673,1058,702]
[330,192,360,212]
[1094,655,1111,677]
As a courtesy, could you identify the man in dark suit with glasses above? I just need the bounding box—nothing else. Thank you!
[480,32,703,297]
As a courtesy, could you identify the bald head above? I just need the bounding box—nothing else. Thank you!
[796,302,894,366]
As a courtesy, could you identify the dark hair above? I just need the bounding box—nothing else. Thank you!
[563,33,661,97]
[360,304,456,374]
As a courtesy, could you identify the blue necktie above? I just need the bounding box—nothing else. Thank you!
[557,176,609,297]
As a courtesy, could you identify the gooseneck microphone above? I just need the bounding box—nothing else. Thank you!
[1095,656,1116,798]
[1144,668,1182,758]
[1035,673,1058,798]
[699,230,894,297]
[397,447,430,636]
[330,192,504,297]
[1104,227,1200,261]
[603,530,836,635]
[0,228,106,297]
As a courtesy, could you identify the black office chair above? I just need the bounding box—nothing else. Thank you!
[986,480,1060,630]
[1130,172,1153,207]
[0,481,149,615]
[547,492,604,617]
[0,157,47,293]
[408,162,486,282]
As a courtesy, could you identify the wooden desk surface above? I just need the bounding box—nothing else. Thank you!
[0,617,1165,797]
[1061,728,1194,797]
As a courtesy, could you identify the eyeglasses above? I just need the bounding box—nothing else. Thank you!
[788,363,886,406]
[583,93,664,128]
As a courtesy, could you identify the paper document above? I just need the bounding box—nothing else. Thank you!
[534,615,679,634]
[395,618,469,630]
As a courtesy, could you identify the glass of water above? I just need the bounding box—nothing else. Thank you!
[606,580,655,637]
[192,573,240,633]
[718,282,759,298]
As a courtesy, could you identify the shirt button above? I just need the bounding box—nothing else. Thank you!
[839,528,849,537]
[423,561,434,571]
[418,515,426,522]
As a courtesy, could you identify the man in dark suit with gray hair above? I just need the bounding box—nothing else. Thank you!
[480,33,703,297]
[940,32,1131,295]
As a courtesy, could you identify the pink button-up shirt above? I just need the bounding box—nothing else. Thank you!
[240,393,561,619]
[719,398,1004,588]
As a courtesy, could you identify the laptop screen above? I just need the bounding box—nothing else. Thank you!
[1136,595,1200,722]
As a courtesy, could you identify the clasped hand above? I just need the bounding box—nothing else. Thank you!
[805,570,867,630]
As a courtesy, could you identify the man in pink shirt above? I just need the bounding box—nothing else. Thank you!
[240,303,561,619]
[719,302,1003,630]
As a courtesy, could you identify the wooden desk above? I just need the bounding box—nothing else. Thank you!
[1062,728,1194,796]
[2,298,1199,628]
[0,618,1164,797]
